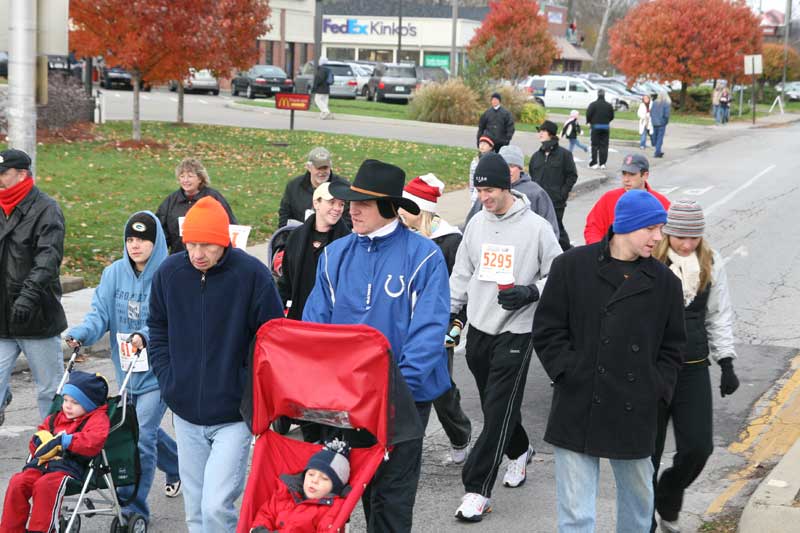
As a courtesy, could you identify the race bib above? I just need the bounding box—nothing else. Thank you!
[178,217,252,249]
[478,243,515,282]
[116,333,150,373]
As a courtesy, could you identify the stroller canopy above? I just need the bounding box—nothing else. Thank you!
[247,319,423,446]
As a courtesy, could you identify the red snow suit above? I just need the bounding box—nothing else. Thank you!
[250,473,347,533]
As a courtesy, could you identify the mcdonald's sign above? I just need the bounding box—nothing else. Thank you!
[275,93,311,111]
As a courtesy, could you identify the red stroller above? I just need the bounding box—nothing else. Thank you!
[237,319,424,533]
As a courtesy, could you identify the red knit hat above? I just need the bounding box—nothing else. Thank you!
[402,173,444,213]
[182,196,231,247]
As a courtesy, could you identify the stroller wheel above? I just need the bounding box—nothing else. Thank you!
[127,513,148,533]
[59,514,81,532]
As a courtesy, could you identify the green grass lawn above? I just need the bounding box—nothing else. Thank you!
[3,122,474,284]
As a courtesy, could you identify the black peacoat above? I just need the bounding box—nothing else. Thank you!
[532,237,686,459]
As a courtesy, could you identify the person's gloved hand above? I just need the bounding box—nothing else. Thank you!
[445,319,464,348]
[497,285,540,311]
[719,357,740,397]
[11,295,36,324]
[33,433,65,464]
[64,336,82,349]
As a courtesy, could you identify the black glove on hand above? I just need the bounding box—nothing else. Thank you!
[11,295,35,325]
[497,285,540,311]
[719,357,740,397]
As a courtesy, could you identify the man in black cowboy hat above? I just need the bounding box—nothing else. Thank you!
[303,159,452,533]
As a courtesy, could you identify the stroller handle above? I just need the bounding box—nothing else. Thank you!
[56,347,83,395]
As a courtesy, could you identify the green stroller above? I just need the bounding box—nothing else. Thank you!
[53,347,144,533]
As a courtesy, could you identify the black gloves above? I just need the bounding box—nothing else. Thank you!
[11,295,36,324]
[497,285,540,311]
[719,357,740,397]
[445,319,464,348]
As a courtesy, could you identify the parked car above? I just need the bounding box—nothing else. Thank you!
[169,69,220,95]
[231,65,293,99]
[348,63,373,97]
[590,80,641,111]
[517,76,546,106]
[100,66,151,91]
[294,61,358,99]
[0,51,7,78]
[415,66,448,88]
[527,75,598,109]
[366,63,417,103]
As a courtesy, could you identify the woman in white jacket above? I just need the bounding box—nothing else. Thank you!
[638,95,654,149]
[650,200,740,533]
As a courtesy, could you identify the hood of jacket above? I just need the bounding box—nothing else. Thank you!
[430,217,461,240]
[122,211,168,281]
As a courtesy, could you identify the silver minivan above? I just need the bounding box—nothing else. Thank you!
[529,75,598,110]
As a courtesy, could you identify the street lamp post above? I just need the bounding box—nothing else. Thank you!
[397,0,403,62]
[780,0,792,105]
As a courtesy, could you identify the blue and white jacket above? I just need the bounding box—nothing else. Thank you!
[303,222,451,402]
[66,211,167,395]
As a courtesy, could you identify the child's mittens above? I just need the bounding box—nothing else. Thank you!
[34,433,66,465]
[31,429,54,449]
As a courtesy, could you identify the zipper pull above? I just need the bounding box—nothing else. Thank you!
[200,273,206,290]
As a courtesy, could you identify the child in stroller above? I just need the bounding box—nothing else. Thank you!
[0,371,110,533]
[250,439,351,533]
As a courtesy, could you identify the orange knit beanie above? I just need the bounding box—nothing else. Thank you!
[182,196,230,247]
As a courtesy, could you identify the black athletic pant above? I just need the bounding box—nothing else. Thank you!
[650,364,713,530]
[590,129,610,166]
[362,402,431,533]
[433,346,472,449]
[462,326,533,497]
[554,207,572,251]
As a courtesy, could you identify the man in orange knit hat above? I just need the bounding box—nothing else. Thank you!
[148,196,284,533]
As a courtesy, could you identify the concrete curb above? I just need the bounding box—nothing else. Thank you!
[739,437,800,532]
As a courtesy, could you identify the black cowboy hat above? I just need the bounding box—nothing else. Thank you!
[329,159,420,215]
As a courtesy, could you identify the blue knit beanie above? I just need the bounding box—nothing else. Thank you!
[613,190,667,234]
[305,438,351,496]
[62,371,109,413]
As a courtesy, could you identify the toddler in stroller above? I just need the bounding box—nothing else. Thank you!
[250,438,351,533]
[0,371,110,533]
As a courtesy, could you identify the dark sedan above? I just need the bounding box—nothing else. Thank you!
[231,65,293,99]
[100,66,150,91]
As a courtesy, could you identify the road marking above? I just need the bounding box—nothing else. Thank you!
[198,99,208,104]
[706,351,800,514]
[141,94,151,100]
[683,186,714,196]
[722,245,748,265]
[170,97,178,103]
[705,165,776,216]
[113,93,121,99]
[0,425,36,437]
[608,148,619,153]
[657,186,680,195]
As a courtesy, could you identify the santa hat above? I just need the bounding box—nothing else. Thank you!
[402,173,445,214]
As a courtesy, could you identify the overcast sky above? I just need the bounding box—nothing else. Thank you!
[753,0,799,17]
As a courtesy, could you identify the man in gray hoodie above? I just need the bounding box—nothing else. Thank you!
[451,153,562,523]
[464,144,559,240]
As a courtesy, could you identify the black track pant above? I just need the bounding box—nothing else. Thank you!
[554,207,572,251]
[650,364,713,530]
[590,129,610,166]
[462,326,532,497]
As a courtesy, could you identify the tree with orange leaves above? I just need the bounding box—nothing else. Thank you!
[70,0,270,139]
[467,0,558,81]
[608,0,762,108]
[761,43,800,85]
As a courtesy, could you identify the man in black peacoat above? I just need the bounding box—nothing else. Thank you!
[532,189,686,532]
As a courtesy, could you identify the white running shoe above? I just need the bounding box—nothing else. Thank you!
[455,493,491,522]
[503,445,534,488]
[589,163,599,169]
[660,518,681,533]
[450,444,470,465]
[599,164,607,169]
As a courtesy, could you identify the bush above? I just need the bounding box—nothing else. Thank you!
[483,85,529,120]
[519,102,546,125]
[407,79,481,126]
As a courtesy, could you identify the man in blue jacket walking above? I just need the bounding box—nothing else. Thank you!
[148,197,284,533]
[303,159,451,533]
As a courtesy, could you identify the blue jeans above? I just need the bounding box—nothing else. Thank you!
[0,337,63,418]
[117,389,180,520]
[173,415,251,533]
[713,104,720,123]
[555,446,654,533]
[568,138,588,153]
[639,130,652,148]
[652,125,667,156]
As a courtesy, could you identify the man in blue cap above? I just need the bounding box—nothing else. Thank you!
[532,189,687,533]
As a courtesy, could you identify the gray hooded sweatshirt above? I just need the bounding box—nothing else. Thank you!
[451,190,562,335]
[465,172,560,239]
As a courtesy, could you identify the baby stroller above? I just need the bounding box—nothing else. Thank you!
[53,347,143,533]
[237,319,424,533]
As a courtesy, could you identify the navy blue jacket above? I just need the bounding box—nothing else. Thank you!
[148,247,283,425]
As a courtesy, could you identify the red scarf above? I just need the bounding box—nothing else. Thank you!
[0,176,34,216]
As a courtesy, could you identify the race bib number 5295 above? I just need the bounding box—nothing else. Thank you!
[478,243,515,282]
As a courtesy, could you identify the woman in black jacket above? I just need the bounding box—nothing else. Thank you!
[155,158,237,254]
[399,174,472,465]
[277,182,348,321]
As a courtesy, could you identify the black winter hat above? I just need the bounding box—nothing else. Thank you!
[125,213,157,244]
[490,92,502,102]
[472,152,511,190]
[0,149,32,172]
[62,371,109,412]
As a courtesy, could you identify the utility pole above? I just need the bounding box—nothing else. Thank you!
[7,0,38,174]
[450,0,459,77]
[780,0,792,106]
[397,0,403,62]
[314,0,323,64]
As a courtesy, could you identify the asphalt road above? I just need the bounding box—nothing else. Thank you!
[0,96,798,532]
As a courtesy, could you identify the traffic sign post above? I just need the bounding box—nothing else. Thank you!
[743,54,763,125]
[275,93,311,130]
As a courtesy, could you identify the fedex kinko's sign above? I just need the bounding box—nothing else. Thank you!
[323,17,418,37]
